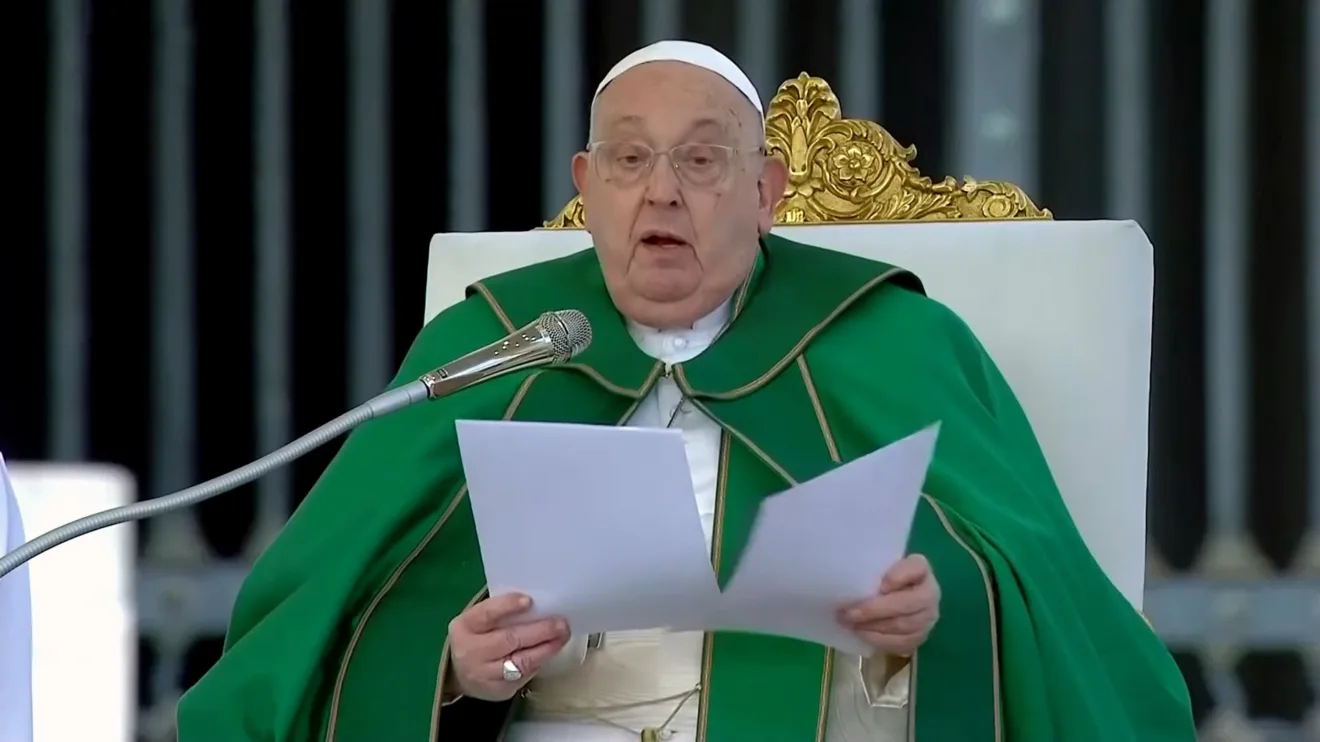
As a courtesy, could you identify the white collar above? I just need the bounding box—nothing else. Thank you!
[626,299,731,365]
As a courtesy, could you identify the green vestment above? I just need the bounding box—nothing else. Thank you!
[176,234,1195,742]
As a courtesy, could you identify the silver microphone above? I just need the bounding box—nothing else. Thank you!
[420,309,593,399]
[0,310,593,578]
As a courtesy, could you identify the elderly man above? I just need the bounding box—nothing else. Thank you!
[177,41,1195,741]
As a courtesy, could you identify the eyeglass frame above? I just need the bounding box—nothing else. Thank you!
[584,140,769,189]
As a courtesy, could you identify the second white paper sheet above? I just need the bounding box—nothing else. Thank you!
[712,425,939,654]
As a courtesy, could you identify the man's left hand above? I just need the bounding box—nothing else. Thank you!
[839,554,941,656]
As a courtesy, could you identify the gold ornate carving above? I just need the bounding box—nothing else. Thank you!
[544,72,1050,229]
[543,195,585,229]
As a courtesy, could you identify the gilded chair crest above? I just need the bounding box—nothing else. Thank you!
[544,72,1051,229]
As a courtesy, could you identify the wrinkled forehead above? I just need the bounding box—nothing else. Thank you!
[592,62,761,144]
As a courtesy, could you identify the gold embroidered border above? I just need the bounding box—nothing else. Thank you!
[695,432,733,741]
[471,279,664,399]
[685,354,1004,742]
[324,481,472,742]
[682,403,838,741]
[675,266,909,400]
[322,372,541,741]
[906,651,918,742]
[798,352,1004,741]
[428,372,537,739]
[797,355,840,740]
[468,239,757,403]
[921,496,1004,742]
[469,281,518,334]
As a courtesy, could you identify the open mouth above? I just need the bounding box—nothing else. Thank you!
[639,230,688,247]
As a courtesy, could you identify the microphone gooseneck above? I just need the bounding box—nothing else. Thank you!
[0,309,593,580]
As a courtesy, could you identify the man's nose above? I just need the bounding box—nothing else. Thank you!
[643,155,682,206]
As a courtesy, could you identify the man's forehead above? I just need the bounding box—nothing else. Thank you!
[599,112,734,136]
[595,64,756,135]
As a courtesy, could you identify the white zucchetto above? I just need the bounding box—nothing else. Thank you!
[592,40,763,119]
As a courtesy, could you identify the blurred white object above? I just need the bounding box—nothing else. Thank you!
[0,454,34,742]
[4,461,137,742]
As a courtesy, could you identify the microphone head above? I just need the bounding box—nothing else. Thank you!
[538,309,593,362]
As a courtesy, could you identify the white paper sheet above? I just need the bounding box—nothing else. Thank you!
[713,425,939,654]
[456,419,939,653]
[456,420,722,634]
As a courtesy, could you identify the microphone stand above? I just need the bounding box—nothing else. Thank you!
[0,381,428,580]
[0,309,593,580]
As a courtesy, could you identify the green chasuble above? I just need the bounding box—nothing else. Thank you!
[176,234,1195,742]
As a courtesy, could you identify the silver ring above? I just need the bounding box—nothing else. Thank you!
[501,658,523,682]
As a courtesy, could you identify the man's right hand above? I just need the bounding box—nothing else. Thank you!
[446,593,571,701]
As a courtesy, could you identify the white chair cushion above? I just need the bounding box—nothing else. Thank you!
[426,220,1152,609]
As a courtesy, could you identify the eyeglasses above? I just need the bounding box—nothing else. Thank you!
[587,141,764,189]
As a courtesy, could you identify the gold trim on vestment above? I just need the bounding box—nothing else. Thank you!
[473,280,666,400]
[798,354,840,739]
[324,481,472,742]
[802,354,910,712]
[426,372,542,738]
[921,496,1004,742]
[674,266,908,400]
[320,371,541,742]
[613,364,664,423]
[685,397,796,485]
[815,645,835,741]
[469,282,518,334]
[695,432,732,742]
[432,589,488,707]
[557,360,664,399]
[730,257,757,319]
[796,356,841,463]
[906,650,917,742]
[677,400,838,741]
[797,350,1005,741]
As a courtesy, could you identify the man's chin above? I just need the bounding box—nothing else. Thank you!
[628,271,699,302]
[617,291,705,329]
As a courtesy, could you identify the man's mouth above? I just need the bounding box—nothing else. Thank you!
[639,231,687,247]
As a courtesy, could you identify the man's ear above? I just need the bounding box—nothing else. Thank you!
[571,151,591,195]
[571,152,595,234]
[757,155,789,234]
